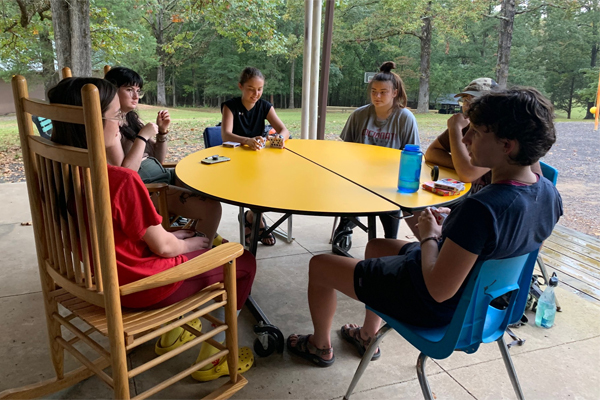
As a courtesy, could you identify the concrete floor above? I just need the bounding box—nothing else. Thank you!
[0,181,599,400]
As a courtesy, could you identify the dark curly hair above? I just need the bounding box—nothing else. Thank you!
[467,87,556,166]
[104,67,146,142]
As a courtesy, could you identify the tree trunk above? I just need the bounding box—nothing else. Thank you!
[155,10,167,106]
[50,0,92,77]
[289,58,295,108]
[567,76,575,119]
[416,4,432,114]
[40,25,57,94]
[192,67,196,107]
[157,64,166,106]
[585,42,598,119]
[70,0,91,76]
[50,0,71,71]
[495,0,516,88]
[172,72,176,107]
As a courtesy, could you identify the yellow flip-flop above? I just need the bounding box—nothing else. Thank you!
[191,346,254,382]
[155,318,202,356]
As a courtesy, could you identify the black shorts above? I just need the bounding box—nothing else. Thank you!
[353,242,451,327]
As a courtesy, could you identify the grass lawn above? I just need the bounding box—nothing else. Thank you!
[0,104,593,167]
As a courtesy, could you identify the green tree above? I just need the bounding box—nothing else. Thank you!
[137,0,286,106]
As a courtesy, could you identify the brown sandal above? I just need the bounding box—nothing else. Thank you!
[287,334,334,368]
[341,324,381,360]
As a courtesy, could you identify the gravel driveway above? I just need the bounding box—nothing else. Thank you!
[541,122,599,237]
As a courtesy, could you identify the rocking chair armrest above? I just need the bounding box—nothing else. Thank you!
[161,162,177,168]
[145,182,169,193]
[119,242,244,296]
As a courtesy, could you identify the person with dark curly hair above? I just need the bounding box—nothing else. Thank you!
[425,78,542,195]
[287,87,562,368]
[104,67,226,246]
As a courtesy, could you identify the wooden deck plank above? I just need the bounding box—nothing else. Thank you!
[546,235,600,267]
[541,264,600,304]
[540,246,600,282]
[537,224,600,305]
[540,252,600,290]
[554,224,600,246]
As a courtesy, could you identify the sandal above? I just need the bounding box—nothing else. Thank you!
[287,334,335,368]
[240,210,276,246]
[191,346,254,382]
[341,324,381,361]
[155,318,202,356]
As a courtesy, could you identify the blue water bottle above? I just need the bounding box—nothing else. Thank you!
[398,144,422,193]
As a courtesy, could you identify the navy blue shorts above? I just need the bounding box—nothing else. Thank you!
[353,242,452,327]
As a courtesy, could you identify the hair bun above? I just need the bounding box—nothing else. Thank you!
[379,61,396,73]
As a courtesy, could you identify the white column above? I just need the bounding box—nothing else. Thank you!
[301,0,314,140]
[308,0,322,140]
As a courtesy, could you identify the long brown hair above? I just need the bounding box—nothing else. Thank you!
[48,77,118,149]
[46,77,117,223]
[368,61,407,110]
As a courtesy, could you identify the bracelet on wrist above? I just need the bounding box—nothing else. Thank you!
[136,135,148,144]
[158,129,169,135]
[420,236,439,245]
[156,135,168,143]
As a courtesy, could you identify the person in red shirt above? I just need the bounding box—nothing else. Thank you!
[48,77,256,381]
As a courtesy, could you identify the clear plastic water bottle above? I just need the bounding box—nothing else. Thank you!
[535,272,559,328]
[398,144,423,193]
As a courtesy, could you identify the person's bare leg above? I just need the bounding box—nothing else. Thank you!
[244,210,275,245]
[164,186,222,240]
[354,238,412,339]
[288,254,359,360]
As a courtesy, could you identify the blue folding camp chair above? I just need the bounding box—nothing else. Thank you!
[202,125,294,246]
[344,250,540,400]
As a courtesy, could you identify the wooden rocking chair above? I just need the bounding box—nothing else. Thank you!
[1,75,247,399]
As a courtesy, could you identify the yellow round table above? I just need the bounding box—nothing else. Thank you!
[176,144,400,217]
[285,139,471,211]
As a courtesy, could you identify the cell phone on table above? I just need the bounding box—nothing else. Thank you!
[201,155,231,165]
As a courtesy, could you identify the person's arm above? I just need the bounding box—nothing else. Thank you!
[105,137,125,167]
[153,110,170,163]
[422,238,479,303]
[446,113,490,182]
[402,109,420,146]
[418,207,478,303]
[266,107,289,140]
[339,111,358,143]
[425,134,455,169]
[143,225,210,258]
[120,123,158,171]
[220,105,263,150]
